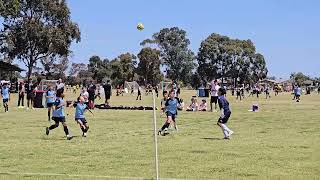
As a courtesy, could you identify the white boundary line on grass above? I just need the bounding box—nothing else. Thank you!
[0,172,198,180]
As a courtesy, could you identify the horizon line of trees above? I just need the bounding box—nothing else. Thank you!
[1,0,273,88]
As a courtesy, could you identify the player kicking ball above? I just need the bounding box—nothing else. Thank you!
[216,88,234,140]
[74,96,93,137]
[45,93,73,140]
[158,90,181,136]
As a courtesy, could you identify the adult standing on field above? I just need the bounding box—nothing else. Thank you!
[210,79,220,112]
[25,79,35,110]
[56,78,65,98]
[103,80,112,106]
[18,81,25,108]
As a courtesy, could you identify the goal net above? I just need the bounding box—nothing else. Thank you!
[39,80,59,91]
[124,81,140,93]
[161,81,173,91]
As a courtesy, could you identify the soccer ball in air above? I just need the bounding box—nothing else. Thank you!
[137,23,144,31]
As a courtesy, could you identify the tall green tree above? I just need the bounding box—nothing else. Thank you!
[290,72,311,85]
[137,47,161,85]
[197,33,268,85]
[110,53,137,85]
[141,27,195,85]
[197,33,231,82]
[0,0,81,80]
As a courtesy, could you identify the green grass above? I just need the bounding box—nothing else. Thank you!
[0,90,319,180]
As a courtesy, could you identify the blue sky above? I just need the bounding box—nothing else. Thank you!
[31,0,320,78]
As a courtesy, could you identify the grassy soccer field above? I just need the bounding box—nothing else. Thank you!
[0,90,319,180]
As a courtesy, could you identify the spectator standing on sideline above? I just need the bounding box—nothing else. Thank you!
[103,80,112,106]
[18,82,25,108]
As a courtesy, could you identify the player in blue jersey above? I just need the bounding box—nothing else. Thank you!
[1,83,10,112]
[158,90,181,136]
[46,86,56,121]
[45,93,73,140]
[74,96,93,137]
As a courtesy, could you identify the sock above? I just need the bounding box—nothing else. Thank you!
[221,124,231,133]
[63,126,69,136]
[49,124,58,130]
[160,123,170,131]
[84,126,89,133]
[221,127,229,137]
[48,111,50,120]
[81,127,85,133]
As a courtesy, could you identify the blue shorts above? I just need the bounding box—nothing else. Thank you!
[75,118,87,124]
[3,99,8,103]
[218,112,231,124]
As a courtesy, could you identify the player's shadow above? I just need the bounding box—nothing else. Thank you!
[201,137,223,141]
[41,136,81,141]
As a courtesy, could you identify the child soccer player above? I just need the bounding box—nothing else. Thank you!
[295,84,302,102]
[136,86,142,100]
[1,83,10,112]
[160,91,168,112]
[265,86,271,99]
[45,93,73,140]
[158,90,180,136]
[186,97,199,111]
[46,86,56,121]
[198,99,208,111]
[74,96,93,137]
[216,88,234,139]
[236,87,242,101]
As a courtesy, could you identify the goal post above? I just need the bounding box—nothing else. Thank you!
[124,81,140,93]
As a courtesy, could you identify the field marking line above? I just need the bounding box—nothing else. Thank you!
[0,172,199,180]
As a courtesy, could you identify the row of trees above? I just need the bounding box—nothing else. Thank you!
[0,0,269,88]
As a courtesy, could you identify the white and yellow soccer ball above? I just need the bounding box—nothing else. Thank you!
[137,23,144,31]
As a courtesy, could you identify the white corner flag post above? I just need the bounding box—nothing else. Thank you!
[152,91,160,180]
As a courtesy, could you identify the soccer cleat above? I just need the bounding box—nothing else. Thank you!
[223,137,230,140]
[67,135,73,140]
[229,131,234,136]
[157,130,162,135]
[83,133,87,137]
[45,127,49,135]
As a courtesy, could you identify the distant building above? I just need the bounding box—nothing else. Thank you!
[0,61,24,80]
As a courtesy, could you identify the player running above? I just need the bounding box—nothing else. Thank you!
[45,93,73,140]
[74,96,94,137]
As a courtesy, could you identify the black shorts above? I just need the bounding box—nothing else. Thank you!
[105,94,111,100]
[52,116,66,123]
[217,112,231,124]
[211,96,218,104]
[75,118,87,124]
[27,93,34,100]
[47,103,54,108]
[56,88,64,97]
[296,94,301,98]
[3,98,8,103]
[166,111,176,122]
[84,102,89,107]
